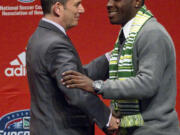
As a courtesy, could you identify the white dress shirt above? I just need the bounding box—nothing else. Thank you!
[42,18,66,35]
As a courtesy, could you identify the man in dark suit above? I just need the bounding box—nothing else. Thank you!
[61,0,180,135]
[26,0,119,135]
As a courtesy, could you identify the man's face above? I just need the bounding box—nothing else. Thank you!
[107,0,136,26]
[62,0,85,30]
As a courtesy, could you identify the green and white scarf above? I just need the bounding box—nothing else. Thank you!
[109,6,153,128]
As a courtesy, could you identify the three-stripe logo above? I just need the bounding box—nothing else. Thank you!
[4,51,26,77]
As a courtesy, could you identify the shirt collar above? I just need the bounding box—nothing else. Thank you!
[122,17,135,39]
[42,18,66,35]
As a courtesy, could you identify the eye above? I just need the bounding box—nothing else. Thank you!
[75,2,81,7]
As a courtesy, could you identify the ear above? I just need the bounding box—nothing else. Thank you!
[134,0,142,8]
[52,2,64,16]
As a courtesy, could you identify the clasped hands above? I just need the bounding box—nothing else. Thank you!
[61,70,120,134]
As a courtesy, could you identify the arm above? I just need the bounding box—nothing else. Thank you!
[83,54,109,81]
[100,25,172,99]
[45,40,117,130]
[62,23,173,100]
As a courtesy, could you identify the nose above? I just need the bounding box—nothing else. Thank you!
[78,4,85,13]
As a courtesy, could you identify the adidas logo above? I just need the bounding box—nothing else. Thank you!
[4,51,26,77]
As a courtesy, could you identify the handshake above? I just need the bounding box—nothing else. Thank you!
[105,115,120,135]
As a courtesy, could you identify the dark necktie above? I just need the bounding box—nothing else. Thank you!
[119,29,125,45]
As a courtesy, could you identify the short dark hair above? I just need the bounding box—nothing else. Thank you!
[142,0,145,6]
[40,0,67,15]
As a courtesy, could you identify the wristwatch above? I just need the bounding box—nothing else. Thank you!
[92,80,104,94]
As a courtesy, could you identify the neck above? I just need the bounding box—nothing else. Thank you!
[44,15,67,31]
[122,7,141,27]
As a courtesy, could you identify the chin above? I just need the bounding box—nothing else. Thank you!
[109,20,120,25]
[109,18,121,25]
[68,23,78,29]
[72,21,78,27]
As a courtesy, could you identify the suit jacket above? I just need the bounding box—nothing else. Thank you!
[99,18,180,135]
[26,20,110,135]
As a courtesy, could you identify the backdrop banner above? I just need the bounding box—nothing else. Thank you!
[0,0,179,135]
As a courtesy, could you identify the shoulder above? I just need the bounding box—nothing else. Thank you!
[138,17,172,42]
[135,17,174,50]
[28,26,74,60]
[35,26,72,53]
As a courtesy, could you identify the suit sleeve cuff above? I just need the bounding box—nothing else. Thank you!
[106,110,112,127]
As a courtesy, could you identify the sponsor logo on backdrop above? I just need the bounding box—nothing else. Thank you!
[4,51,26,77]
[0,110,30,135]
[18,0,35,3]
[0,2,43,16]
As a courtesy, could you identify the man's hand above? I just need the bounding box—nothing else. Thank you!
[106,116,120,135]
[61,70,95,93]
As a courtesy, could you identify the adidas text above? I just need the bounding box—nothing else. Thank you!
[5,65,26,77]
